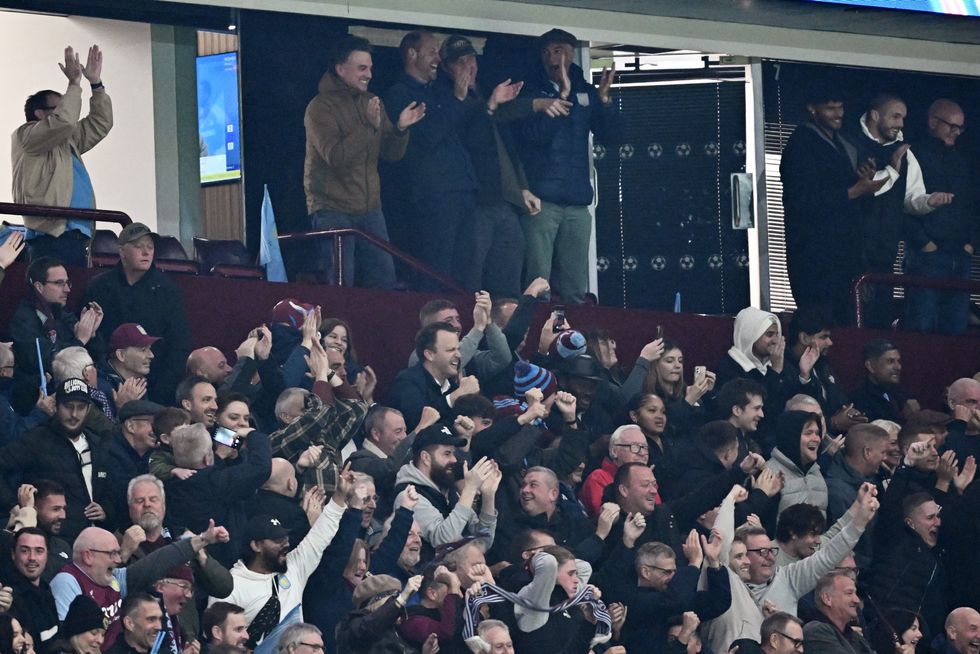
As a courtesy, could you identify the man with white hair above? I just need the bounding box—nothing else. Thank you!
[51,521,229,650]
[469,619,513,654]
[165,422,271,567]
[945,377,980,464]
[276,622,323,654]
[579,424,648,518]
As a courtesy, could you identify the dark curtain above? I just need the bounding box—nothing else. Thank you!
[594,81,749,313]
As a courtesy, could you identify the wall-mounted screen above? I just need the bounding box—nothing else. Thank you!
[806,0,979,16]
[197,51,241,184]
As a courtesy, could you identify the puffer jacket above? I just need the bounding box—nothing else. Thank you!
[517,62,622,206]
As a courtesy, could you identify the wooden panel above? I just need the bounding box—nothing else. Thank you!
[201,183,245,241]
[197,31,245,244]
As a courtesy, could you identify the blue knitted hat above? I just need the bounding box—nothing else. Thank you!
[513,360,557,398]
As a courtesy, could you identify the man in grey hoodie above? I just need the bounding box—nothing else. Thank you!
[393,424,499,550]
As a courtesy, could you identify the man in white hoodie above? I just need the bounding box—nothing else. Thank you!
[854,93,954,328]
[211,466,352,648]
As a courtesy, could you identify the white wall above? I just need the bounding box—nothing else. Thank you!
[0,12,157,232]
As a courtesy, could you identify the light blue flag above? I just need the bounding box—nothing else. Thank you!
[259,184,288,282]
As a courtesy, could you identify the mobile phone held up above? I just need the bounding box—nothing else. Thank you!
[694,365,707,386]
[656,325,664,340]
[213,425,242,449]
[552,306,566,333]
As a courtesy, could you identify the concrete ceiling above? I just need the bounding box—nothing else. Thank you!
[524,0,980,47]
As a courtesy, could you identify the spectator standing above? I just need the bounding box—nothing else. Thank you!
[304,35,424,288]
[905,99,977,334]
[12,45,112,266]
[517,28,621,304]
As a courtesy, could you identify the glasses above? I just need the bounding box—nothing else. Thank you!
[935,116,966,134]
[160,579,194,593]
[89,548,123,560]
[614,443,649,454]
[645,564,677,575]
[297,644,325,652]
[776,631,805,651]
[747,547,779,558]
[43,279,71,289]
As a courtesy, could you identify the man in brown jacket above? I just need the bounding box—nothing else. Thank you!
[303,35,425,289]
[12,45,113,267]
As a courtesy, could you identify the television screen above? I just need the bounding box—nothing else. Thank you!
[806,0,979,16]
[197,52,242,184]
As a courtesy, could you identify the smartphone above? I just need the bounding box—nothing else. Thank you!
[694,366,707,385]
[213,426,241,449]
[552,306,566,333]
[656,325,664,340]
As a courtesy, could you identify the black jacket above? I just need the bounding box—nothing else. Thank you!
[850,378,909,424]
[336,596,413,654]
[906,135,978,251]
[0,566,58,651]
[384,364,458,432]
[164,430,272,567]
[783,352,849,427]
[852,124,908,267]
[0,416,115,541]
[247,488,311,544]
[82,263,190,406]
[7,297,97,415]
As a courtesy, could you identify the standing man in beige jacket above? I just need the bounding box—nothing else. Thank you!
[303,34,425,289]
[12,45,113,267]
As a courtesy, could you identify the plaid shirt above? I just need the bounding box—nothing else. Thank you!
[269,383,367,492]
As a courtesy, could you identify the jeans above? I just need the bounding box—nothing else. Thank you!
[521,201,592,304]
[27,230,88,267]
[904,243,972,334]
[310,207,396,289]
[457,201,526,297]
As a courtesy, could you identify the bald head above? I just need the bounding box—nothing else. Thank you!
[73,527,120,585]
[946,607,980,654]
[927,98,966,147]
[262,458,298,498]
[187,347,231,384]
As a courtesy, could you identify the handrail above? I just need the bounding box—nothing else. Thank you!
[278,227,468,295]
[853,272,980,328]
[0,202,133,227]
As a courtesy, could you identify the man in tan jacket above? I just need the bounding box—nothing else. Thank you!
[303,34,424,289]
[12,45,113,267]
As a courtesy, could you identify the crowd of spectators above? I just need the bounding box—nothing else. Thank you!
[1,203,979,654]
[0,23,978,654]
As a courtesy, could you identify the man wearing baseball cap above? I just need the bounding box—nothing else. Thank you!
[104,399,162,512]
[438,34,533,298]
[516,27,622,304]
[0,378,114,541]
[84,222,190,406]
[96,323,160,413]
[392,424,500,550]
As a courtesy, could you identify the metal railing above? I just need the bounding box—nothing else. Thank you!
[0,202,133,228]
[853,272,980,328]
[278,227,468,295]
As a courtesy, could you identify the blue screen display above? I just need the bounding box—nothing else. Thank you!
[807,0,979,16]
[197,52,242,184]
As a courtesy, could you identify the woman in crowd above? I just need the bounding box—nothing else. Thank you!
[0,614,36,654]
[627,392,675,469]
[641,340,714,438]
[867,609,924,654]
[321,317,376,404]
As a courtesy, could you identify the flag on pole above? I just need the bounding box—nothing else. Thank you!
[259,184,287,282]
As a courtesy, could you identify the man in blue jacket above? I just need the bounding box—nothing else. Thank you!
[517,28,621,304]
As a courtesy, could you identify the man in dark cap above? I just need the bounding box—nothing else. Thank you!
[104,399,162,513]
[392,424,500,551]
[438,33,534,297]
[850,339,918,424]
[215,467,352,648]
[0,378,114,540]
[383,30,478,289]
[84,222,190,405]
[516,28,621,304]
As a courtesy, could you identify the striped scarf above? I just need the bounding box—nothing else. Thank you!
[463,581,611,647]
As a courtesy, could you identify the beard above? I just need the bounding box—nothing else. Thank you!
[263,550,288,574]
[430,461,457,490]
[138,511,162,532]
